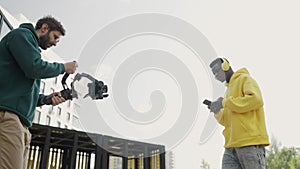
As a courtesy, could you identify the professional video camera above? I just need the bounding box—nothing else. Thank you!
[43,73,108,105]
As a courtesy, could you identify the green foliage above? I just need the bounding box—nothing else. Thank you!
[266,137,300,169]
[200,159,211,169]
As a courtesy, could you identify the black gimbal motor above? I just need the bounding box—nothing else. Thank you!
[43,73,108,105]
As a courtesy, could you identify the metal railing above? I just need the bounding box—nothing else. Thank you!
[0,8,14,35]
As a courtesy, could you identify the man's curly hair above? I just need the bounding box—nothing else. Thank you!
[35,15,65,36]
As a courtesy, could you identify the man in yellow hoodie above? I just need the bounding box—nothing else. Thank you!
[207,57,269,169]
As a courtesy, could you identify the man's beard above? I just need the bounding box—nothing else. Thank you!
[39,32,50,50]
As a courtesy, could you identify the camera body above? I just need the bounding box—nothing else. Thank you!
[85,79,108,99]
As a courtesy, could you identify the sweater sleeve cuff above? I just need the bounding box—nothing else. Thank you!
[60,63,65,74]
[37,94,46,107]
[222,98,226,107]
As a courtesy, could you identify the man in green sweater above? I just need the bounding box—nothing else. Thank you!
[207,58,269,169]
[0,16,77,169]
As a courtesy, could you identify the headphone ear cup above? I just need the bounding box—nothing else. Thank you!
[221,59,230,71]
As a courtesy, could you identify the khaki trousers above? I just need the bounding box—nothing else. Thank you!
[0,111,31,169]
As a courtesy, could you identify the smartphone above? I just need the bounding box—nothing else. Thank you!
[202,99,211,106]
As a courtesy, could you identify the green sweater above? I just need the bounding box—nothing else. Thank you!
[0,23,65,127]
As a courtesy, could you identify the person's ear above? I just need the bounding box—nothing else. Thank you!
[40,23,49,34]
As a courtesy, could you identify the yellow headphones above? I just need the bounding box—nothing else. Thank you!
[221,58,230,71]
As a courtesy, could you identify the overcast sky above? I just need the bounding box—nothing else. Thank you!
[2,0,300,168]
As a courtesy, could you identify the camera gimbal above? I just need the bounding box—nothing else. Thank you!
[43,73,108,105]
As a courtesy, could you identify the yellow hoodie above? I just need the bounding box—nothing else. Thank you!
[215,68,269,148]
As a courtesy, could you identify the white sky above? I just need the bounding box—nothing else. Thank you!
[2,0,300,168]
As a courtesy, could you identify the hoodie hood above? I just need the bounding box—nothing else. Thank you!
[19,23,39,43]
[226,68,249,86]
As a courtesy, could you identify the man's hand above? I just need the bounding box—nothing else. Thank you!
[210,97,223,114]
[40,92,66,106]
[64,61,78,74]
[48,92,66,106]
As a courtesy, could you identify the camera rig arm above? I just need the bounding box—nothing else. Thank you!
[71,72,109,99]
[43,73,108,105]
